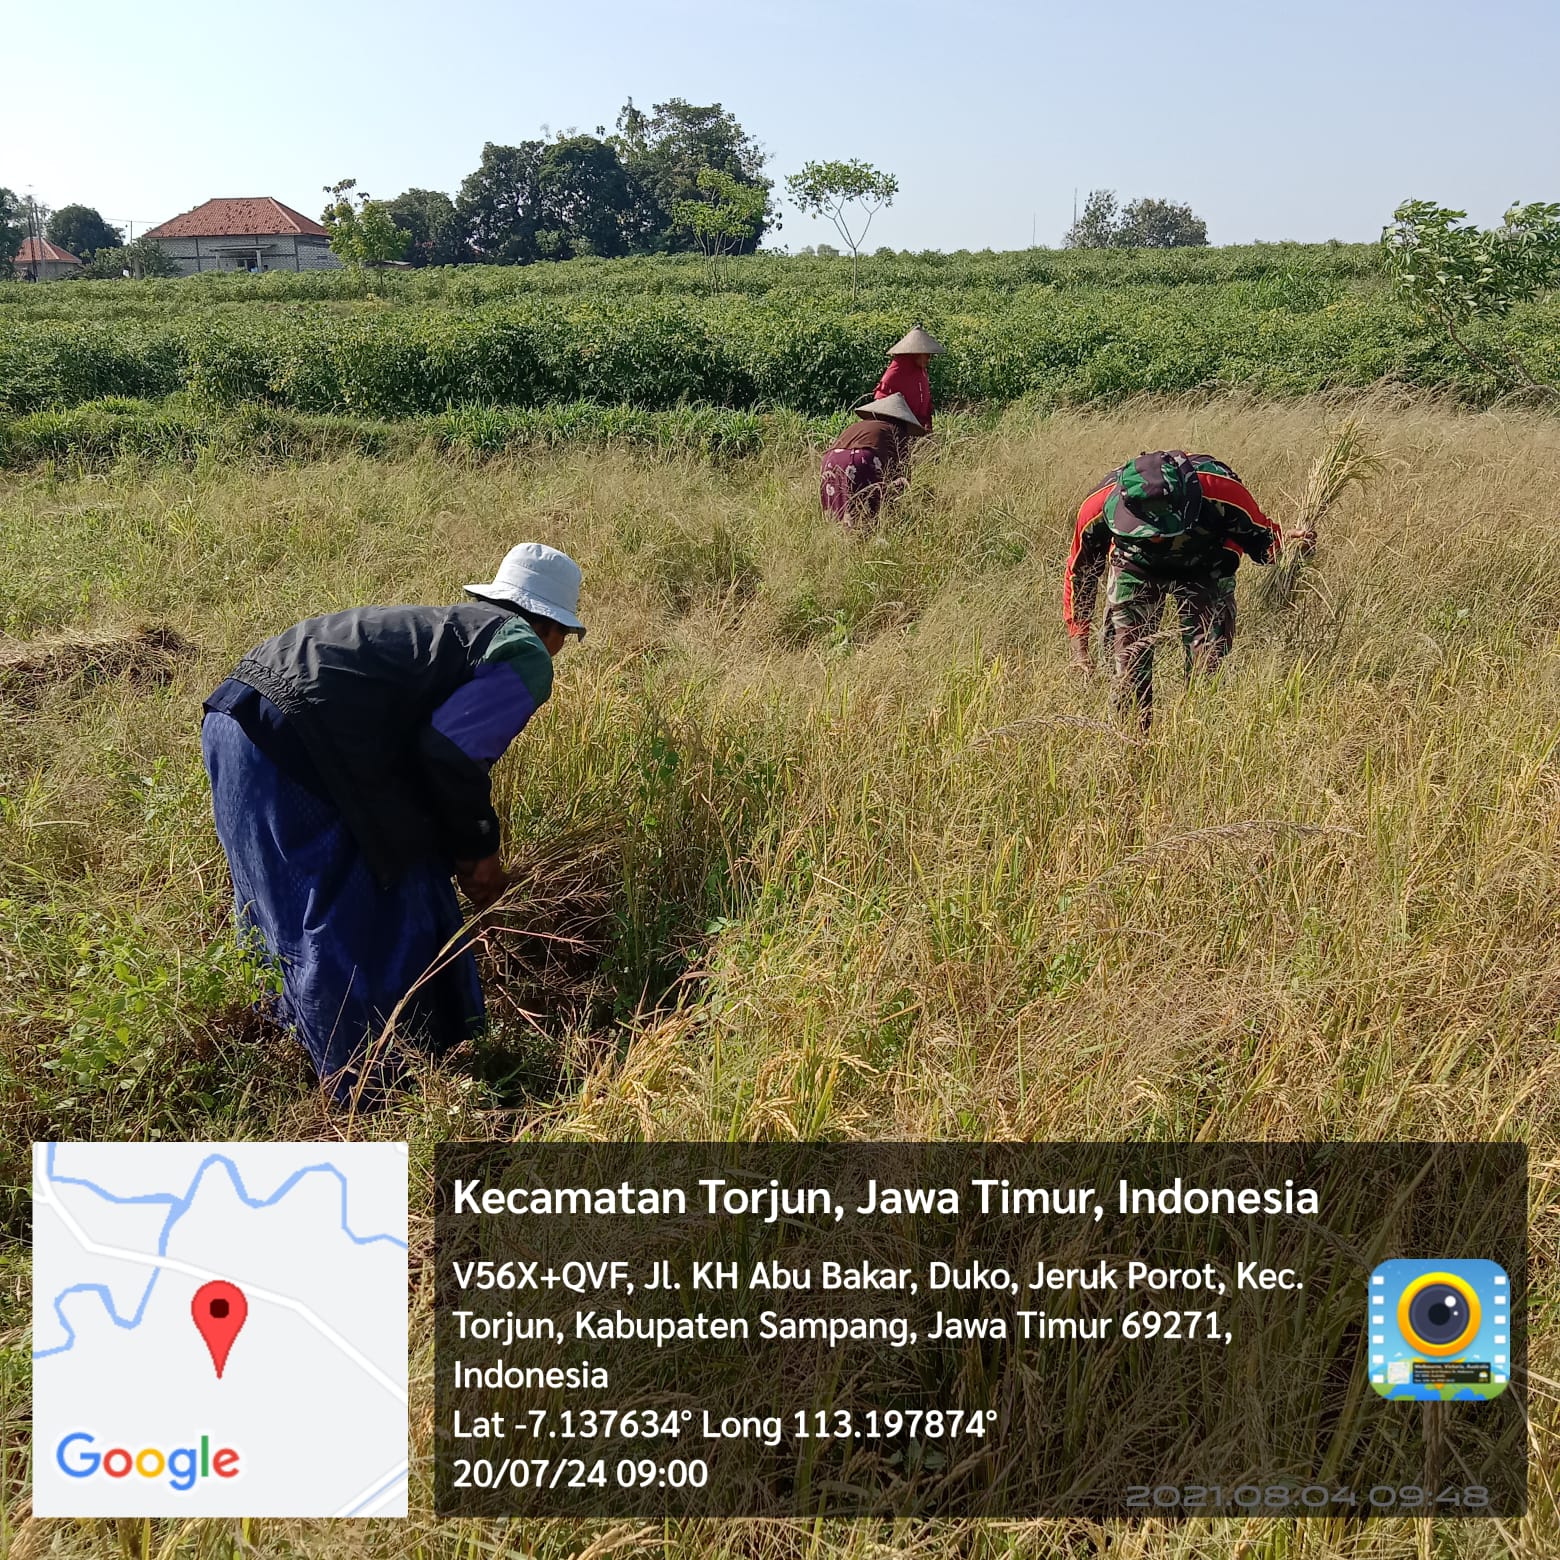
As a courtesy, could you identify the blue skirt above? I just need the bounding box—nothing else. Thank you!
[201,710,485,1102]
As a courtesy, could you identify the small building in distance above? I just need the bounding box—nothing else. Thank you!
[142,197,342,275]
[14,237,83,281]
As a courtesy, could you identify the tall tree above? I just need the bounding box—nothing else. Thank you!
[1065,189,1208,248]
[537,135,633,258]
[673,168,770,286]
[1064,189,1122,249]
[46,204,124,259]
[456,141,548,263]
[613,97,773,252]
[785,159,898,297]
[1382,198,1560,392]
[1117,196,1208,248]
[0,188,22,276]
[384,188,466,266]
[321,180,411,278]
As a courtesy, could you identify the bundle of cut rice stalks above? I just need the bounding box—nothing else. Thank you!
[1256,417,1384,610]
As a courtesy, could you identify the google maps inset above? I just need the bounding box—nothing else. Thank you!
[32,1141,409,1517]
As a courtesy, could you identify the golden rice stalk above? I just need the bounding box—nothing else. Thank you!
[1257,416,1384,608]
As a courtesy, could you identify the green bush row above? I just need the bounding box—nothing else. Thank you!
[5,286,1533,417]
[0,243,1381,322]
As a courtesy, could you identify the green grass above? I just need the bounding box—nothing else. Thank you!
[0,397,842,472]
[1,394,1556,1558]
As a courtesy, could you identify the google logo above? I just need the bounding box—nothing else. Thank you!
[56,1432,241,1492]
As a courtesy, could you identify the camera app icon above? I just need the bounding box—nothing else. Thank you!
[1369,1259,1509,1400]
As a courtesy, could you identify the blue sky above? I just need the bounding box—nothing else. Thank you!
[7,0,1556,249]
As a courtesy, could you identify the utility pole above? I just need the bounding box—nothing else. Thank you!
[23,189,42,281]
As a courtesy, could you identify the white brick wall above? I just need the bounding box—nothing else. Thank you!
[155,234,342,276]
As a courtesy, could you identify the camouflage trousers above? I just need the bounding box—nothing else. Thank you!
[1104,561,1237,725]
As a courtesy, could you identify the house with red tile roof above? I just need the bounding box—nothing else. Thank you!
[142,197,341,275]
[14,237,83,282]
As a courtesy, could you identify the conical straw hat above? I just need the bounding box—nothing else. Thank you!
[853,392,924,430]
[887,324,945,356]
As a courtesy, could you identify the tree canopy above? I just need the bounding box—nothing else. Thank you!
[0,188,22,276]
[1065,189,1208,249]
[785,159,897,295]
[1117,197,1208,248]
[456,141,549,264]
[537,134,635,258]
[614,97,775,253]
[451,100,773,265]
[673,168,769,285]
[1382,198,1560,392]
[383,189,466,267]
[46,204,123,259]
[77,238,180,280]
[321,180,411,270]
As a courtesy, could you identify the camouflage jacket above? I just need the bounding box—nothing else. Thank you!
[1064,452,1281,638]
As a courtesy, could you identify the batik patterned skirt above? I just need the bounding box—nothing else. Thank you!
[202,710,484,1104]
[820,447,889,530]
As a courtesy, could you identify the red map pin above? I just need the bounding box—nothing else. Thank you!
[191,1280,248,1379]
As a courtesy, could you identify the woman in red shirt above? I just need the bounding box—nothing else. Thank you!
[874,324,944,431]
[820,393,924,532]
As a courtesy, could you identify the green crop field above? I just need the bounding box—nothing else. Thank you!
[1,250,1556,1559]
[4,245,1560,443]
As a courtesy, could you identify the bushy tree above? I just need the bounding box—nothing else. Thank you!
[673,168,769,286]
[1064,189,1120,249]
[537,135,634,258]
[1118,196,1207,248]
[785,159,897,297]
[456,142,548,263]
[1065,189,1208,248]
[321,179,411,273]
[46,204,123,259]
[0,188,22,276]
[384,189,466,266]
[1382,198,1560,391]
[447,102,774,266]
[613,97,773,253]
[76,238,180,280]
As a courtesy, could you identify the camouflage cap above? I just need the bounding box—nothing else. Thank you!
[1106,451,1205,539]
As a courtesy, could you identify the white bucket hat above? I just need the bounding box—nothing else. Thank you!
[466,542,587,636]
[853,392,924,430]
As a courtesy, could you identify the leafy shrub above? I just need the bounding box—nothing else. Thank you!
[0,242,1551,415]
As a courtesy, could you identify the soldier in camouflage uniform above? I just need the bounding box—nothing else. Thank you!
[1063,451,1282,727]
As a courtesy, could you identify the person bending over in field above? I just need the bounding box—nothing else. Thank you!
[820,392,925,532]
[1063,451,1283,728]
[201,543,586,1104]
[873,323,944,432]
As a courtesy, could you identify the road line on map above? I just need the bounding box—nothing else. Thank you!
[35,1183,408,1405]
[334,1461,410,1517]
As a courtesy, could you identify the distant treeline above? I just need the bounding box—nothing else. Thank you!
[373,98,774,266]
